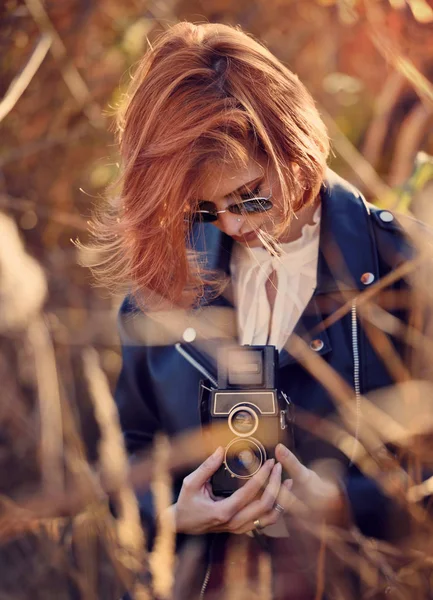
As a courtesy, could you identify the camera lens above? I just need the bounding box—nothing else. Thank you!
[232,410,255,434]
[238,448,258,469]
[225,438,266,479]
[228,406,258,437]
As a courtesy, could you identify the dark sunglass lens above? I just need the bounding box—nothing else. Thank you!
[202,213,218,223]
[231,198,273,214]
[192,211,218,223]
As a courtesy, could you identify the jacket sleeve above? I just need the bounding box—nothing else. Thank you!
[114,296,162,546]
[344,468,410,540]
[300,434,412,541]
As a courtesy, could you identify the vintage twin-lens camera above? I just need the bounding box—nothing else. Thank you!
[199,345,294,497]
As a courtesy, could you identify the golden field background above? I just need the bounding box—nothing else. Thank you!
[1,1,433,598]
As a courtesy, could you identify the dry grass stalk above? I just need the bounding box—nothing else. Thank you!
[69,510,100,600]
[0,214,129,598]
[82,347,149,598]
[315,521,327,600]
[257,549,272,600]
[315,253,428,335]
[27,317,65,497]
[0,33,52,123]
[319,105,394,202]
[23,0,104,127]
[287,333,386,459]
[365,0,433,107]
[149,434,175,600]
[224,535,251,600]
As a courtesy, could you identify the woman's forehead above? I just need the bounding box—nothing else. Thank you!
[197,155,265,201]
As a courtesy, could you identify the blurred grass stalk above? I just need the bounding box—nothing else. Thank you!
[2,0,433,594]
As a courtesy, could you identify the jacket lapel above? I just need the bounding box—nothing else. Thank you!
[316,169,379,295]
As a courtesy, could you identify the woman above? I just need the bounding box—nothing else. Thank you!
[88,21,431,599]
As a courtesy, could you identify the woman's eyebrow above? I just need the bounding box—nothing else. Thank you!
[224,176,263,198]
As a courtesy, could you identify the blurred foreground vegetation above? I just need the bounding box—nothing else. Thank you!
[1,0,433,598]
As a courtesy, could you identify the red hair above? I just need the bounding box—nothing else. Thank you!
[85,22,329,309]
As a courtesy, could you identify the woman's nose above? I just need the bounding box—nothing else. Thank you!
[217,211,243,236]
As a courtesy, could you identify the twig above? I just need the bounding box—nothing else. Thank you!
[0,122,93,168]
[319,105,395,202]
[0,32,52,123]
[0,193,88,231]
[82,347,149,598]
[314,253,427,335]
[27,316,65,496]
[362,71,406,168]
[364,0,433,107]
[388,102,433,187]
[149,435,175,600]
[315,520,327,600]
[407,475,433,502]
[23,0,104,128]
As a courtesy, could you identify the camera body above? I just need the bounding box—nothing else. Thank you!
[199,345,294,497]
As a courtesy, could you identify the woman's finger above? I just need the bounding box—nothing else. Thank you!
[230,500,288,535]
[182,447,224,491]
[258,461,282,511]
[275,444,310,483]
[278,480,308,516]
[237,508,283,534]
[222,462,282,532]
[216,458,275,519]
[282,478,293,491]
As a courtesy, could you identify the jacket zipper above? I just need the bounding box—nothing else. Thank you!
[174,343,218,387]
[199,560,212,599]
[350,301,361,465]
[199,535,216,600]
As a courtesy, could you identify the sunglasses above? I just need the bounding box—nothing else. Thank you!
[188,192,273,224]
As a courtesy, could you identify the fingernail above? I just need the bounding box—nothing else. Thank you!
[277,443,289,457]
[267,458,275,468]
[274,462,282,474]
[213,446,223,457]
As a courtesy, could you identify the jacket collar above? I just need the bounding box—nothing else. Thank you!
[315,169,379,294]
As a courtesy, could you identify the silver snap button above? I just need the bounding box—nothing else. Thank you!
[182,327,196,342]
[379,211,394,223]
[361,272,375,285]
[310,339,324,352]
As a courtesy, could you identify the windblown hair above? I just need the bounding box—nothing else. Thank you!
[85,22,330,309]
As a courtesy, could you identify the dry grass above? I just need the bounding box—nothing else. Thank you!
[1,1,433,597]
[2,198,433,599]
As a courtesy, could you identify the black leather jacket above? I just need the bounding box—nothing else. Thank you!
[115,170,429,593]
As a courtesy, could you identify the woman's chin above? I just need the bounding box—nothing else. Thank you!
[244,237,263,248]
[232,230,262,246]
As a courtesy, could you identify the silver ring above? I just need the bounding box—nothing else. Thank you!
[273,502,285,514]
[253,518,263,530]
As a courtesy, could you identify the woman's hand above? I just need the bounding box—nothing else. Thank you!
[275,444,349,526]
[174,446,283,535]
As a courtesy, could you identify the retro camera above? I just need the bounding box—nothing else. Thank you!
[199,345,294,497]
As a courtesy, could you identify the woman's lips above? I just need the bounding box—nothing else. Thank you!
[232,230,259,243]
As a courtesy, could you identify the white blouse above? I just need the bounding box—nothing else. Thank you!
[230,206,321,351]
[231,206,321,538]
